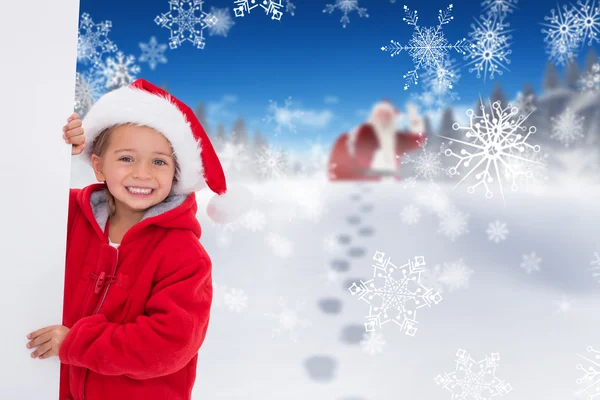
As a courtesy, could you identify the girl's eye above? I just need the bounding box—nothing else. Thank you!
[119,156,132,162]
[154,159,167,166]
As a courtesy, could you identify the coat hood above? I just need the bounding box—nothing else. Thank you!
[77,183,201,243]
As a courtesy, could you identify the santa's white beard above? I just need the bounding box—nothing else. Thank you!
[370,121,397,172]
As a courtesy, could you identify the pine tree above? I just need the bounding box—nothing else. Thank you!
[214,123,227,151]
[194,103,211,137]
[543,63,560,91]
[490,82,508,106]
[438,107,457,139]
[564,59,581,89]
[585,47,599,72]
[231,116,249,146]
[252,130,268,151]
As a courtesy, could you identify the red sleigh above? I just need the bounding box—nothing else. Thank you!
[327,124,426,181]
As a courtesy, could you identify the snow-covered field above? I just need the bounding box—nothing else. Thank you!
[70,155,600,400]
[185,173,600,400]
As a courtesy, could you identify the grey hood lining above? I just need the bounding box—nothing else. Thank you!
[90,188,188,233]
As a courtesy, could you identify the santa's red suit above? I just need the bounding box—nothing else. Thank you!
[328,101,426,181]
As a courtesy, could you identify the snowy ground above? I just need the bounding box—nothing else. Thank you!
[189,174,600,400]
[69,156,600,400]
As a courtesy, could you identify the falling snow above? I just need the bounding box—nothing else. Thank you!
[400,204,421,225]
[435,349,513,399]
[550,108,585,147]
[486,220,509,243]
[264,297,311,342]
[208,7,235,36]
[138,36,168,71]
[520,251,542,274]
[76,13,118,67]
[464,12,513,81]
[155,0,218,49]
[224,288,249,312]
[439,99,541,202]
[576,345,600,398]
[381,4,467,90]
[348,251,443,335]
[96,52,141,90]
[323,0,369,28]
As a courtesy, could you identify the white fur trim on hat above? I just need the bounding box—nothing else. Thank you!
[81,85,205,195]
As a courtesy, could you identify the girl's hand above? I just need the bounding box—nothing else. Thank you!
[63,112,86,155]
[26,325,70,359]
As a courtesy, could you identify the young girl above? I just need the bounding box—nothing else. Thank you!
[25,78,235,400]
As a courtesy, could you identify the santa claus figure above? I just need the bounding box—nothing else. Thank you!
[328,100,426,181]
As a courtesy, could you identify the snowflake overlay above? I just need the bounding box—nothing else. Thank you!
[76,13,118,67]
[576,345,600,398]
[400,204,421,225]
[264,297,311,342]
[208,7,235,36]
[520,251,542,274]
[155,0,218,49]
[481,0,519,15]
[422,258,473,294]
[224,288,249,312]
[436,349,513,399]
[550,108,585,147]
[590,252,600,283]
[360,331,386,355]
[348,251,443,335]
[412,56,461,111]
[486,220,509,243]
[573,0,600,47]
[464,12,513,81]
[240,209,267,232]
[263,97,303,135]
[255,144,288,179]
[138,36,168,70]
[541,4,584,65]
[579,60,600,92]
[74,71,103,117]
[438,206,470,242]
[439,99,541,201]
[323,0,369,28]
[401,138,449,184]
[234,0,288,21]
[96,52,141,90]
[381,4,467,90]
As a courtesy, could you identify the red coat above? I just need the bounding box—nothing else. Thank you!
[328,123,426,181]
[58,183,213,400]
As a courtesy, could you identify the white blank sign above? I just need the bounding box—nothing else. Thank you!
[0,0,80,398]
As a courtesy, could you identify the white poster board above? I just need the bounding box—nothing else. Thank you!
[0,0,80,398]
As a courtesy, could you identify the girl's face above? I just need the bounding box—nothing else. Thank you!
[91,125,176,218]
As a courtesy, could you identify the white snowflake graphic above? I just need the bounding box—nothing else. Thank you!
[360,331,386,355]
[348,251,443,335]
[576,345,600,398]
[400,204,421,225]
[323,0,369,28]
[520,251,542,274]
[263,97,303,135]
[435,349,513,399]
[381,4,467,90]
[96,52,141,90]
[554,292,574,314]
[401,138,448,183]
[589,252,600,283]
[421,259,473,294]
[481,0,518,15]
[573,0,600,47]
[224,288,248,312]
[438,206,470,242]
[240,209,267,232]
[76,13,118,67]
[266,233,293,258]
[255,144,288,179]
[541,4,583,65]
[208,7,235,36]
[412,56,461,111]
[550,108,585,147]
[264,297,311,342]
[486,220,509,243]
[439,99,541,202]
[579,60,600,92]
[516,90,536,115]
[502,144,549,194]
[464,12,513,81]
[155,0,218,49]
[74,71,103,117]
[234,0,287,20]
[138,36,168,71]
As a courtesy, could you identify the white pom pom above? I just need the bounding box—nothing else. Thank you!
[206,185,253,224]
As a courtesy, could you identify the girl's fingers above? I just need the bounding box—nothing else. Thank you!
[68,112,79,122]
[64,126,84,140]
[63,119,82,134]
[66,130,86,144]
[31,343,51,359]
[71,143,86,155]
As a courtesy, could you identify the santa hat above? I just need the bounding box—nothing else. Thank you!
[81,78,250,223]
[378,99,401,115]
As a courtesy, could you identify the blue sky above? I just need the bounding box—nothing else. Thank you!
[77,0,599,150]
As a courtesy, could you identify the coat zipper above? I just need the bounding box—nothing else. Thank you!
[81,246,119,400]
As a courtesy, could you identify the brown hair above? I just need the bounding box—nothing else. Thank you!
[90,124,180,216]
